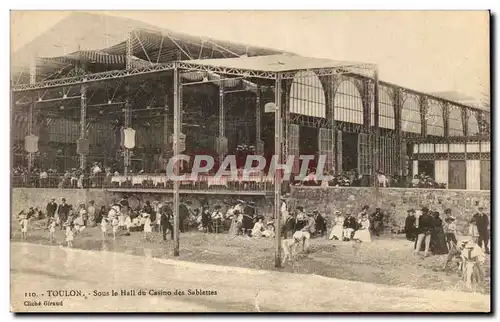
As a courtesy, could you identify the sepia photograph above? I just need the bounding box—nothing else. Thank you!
[9,10,491,313]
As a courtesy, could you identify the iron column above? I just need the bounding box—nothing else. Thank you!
[124,86,131,178]
[27,58,36,174]
[173,64,180,256]
[79,84,87,169]
[373,68,380,187]
[274,74,282,268]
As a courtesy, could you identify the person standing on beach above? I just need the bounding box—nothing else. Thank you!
[57,198,70,230]
[87,200,96,227]
[46,198,57,227]
[472,207,490,254]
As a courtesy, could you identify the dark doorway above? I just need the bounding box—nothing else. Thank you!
[418,160,435,178]
[449,160,466,189]
[299,126,318,170]
[480,160,491,190]
[342,132,358,172]
[261,114,275,172]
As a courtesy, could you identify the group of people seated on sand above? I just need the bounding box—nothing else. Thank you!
[327,205,385,243]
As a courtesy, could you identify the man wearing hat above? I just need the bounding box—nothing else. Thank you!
[245,201,256,218]
[404,209,417,241]
[299,212,316,252]
[211,205,224,234]
[57,198,70,230]
[343,213,357,241]
[313,209,326,237]
[46,197,57,228]
[472,207,490,254]
[160,202,174,241]
[370,207,384,237]
[280,195,289,226]
[294,206,306,231]
[414,207,433,256]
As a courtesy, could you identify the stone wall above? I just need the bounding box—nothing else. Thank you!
[12,187,490,234]
[12,188,274,219]
[290,187,491,234]
[12,188,109,217]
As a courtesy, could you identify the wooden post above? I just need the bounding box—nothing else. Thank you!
[274,74,282,268]
[173,64,180,257]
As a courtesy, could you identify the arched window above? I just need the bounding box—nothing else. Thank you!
[467,111,480,136]
[401,95,421,134]
[448,106,464,136]
[426,100,444,137]
[334,80,363,124]
[371,87,395,129]
[289,71,326,118]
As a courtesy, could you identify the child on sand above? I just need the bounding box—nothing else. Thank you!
[100,216,108,240]
[64,221,74,248]
[48,217,56,243]
[111,216,119,239]
[18,211,29,240]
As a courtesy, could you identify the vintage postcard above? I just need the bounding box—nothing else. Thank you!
[10,10,491,313]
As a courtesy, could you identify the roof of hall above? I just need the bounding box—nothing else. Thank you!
[182,54,373,73]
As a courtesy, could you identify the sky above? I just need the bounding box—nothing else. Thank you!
[10,11,490,102]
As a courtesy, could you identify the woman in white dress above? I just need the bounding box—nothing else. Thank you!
[329,211,344,240]
[261,222,276,238]
[143,213,152,241]
[468,216,480,244]
[75,205,87,235]
[251,218,265,237]
[228,203,244,236]
[353,214,372,243]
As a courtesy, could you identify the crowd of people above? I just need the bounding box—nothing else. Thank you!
[16,194,387,250]
[15,193,490,285]
[14,162,433,190]
[403,206,490,288]
[411,173,446,189]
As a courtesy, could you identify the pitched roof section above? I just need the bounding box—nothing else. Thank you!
[12,12,291,68]
[183,54,373,73]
